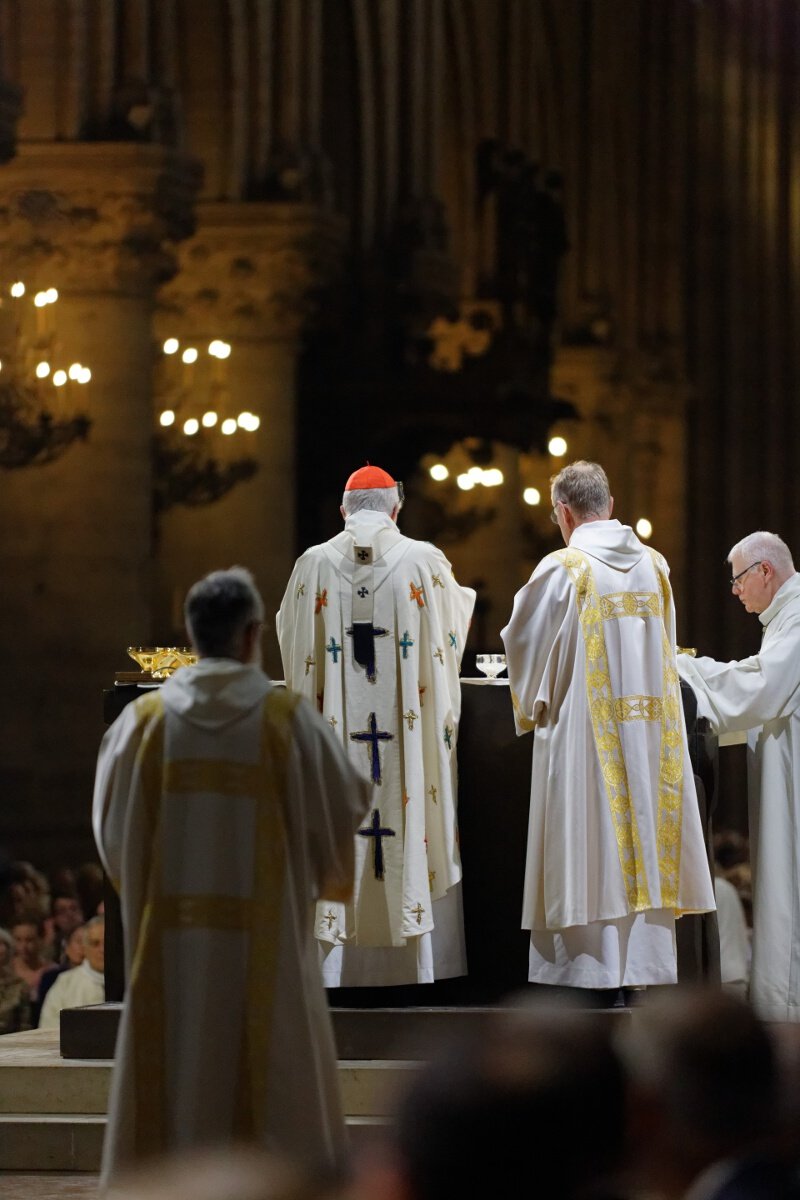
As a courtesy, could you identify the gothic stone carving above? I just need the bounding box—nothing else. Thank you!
[0,144,201,294]
[157,202,347,341]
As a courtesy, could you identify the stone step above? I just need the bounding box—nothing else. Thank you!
[0,1030,416,1118]
[0,1113,390,1172]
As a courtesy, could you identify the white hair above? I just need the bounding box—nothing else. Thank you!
[341,485,399,516]
[727,531,794,574]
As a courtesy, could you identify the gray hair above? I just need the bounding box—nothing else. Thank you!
[341,485,400,516]
[728,531,794,574]
[551,461,611,519]
[184,567,265,658]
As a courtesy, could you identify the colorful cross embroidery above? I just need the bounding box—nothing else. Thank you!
[434,647,444,664]
[409,581,426,607]
[432,574,444,588]
[328,716,338,730]
[358,809,396,880]
[326,636,342,663]
[443,725,453,749]
[399,630,415,659]
[403,709,418,731]
[428,870,436,889]
[304,655,315,676]
[448,630,457,648]
[428,784,438,804]
[296,583,306,598]
[315,588,328,614]
[322,909,336,930]
[350,712,394,784]
[411,902,425,925]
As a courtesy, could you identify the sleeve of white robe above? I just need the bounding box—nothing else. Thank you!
[92,699,151,887]
[287,698,371,902]
[500,556,580,734]
[677,615,800,734]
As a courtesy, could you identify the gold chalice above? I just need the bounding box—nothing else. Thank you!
[151,647,197,678]
[127,646,161,674]
[127,646,197,678]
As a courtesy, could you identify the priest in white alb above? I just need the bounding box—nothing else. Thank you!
[93,567,370,1186]
[501,461,715,996]
[277,464,475,987]
[678,531,800,1021]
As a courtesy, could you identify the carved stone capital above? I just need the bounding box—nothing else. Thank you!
[0,143,201,294]
[157,202,347,341]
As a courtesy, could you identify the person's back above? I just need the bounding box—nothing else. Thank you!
[277,465,475,989]
[94,567,370,1187]
[502,461,715,996]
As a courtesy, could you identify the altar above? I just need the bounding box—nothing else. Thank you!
[98,674,719,1012]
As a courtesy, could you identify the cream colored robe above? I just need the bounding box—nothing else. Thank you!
[93,660,370,1185]
[678,573,800,1020]
[277,510,475,985]
[501,521,715,988]
[38,962,104,1030]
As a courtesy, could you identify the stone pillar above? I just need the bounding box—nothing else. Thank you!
[154,201,345,676]
[0,142,199,867]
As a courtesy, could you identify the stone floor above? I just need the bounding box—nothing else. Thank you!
[0,1176,98,1199]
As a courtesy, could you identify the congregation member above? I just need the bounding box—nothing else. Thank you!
[617,987,800,1200]
[354,999,627,1200]
[39,915,105,1029]
[93,567,370,1186]
[10,913,54,1019]
[501,461,715,999]
[48,889,84,961]
[0,928,30,1034]
[678,531,800,1021]
[37,920,87,1012]
[277,465,475,988]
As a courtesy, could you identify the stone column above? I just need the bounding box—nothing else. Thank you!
[153,201,345,676]
[0,142,199,866]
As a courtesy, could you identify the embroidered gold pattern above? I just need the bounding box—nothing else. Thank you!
[613,695,663,722]
[600,591,661,620]
[648,548,685,907]
[559,546,687,912]
[557,549,651,910]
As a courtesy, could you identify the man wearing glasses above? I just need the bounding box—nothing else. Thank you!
[679,532,800,1021]
[501,461,715,1002]
[277,465,475,990]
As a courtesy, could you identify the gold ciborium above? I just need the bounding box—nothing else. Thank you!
[127,646,197,679]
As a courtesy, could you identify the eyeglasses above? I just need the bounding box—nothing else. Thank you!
[730,560,762,589]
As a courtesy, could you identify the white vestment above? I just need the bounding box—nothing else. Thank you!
[38,961,105,1029]
[276,510,476,986]
[92,659,370,1184]
[678,572,800,1020]
[714,875,750,993]
[501,521,716,988]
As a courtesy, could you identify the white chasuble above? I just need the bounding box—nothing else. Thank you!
[92,660,369,1184]
[678,572,800,1021]
[501,521,715,989]
[277,510,476,985]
